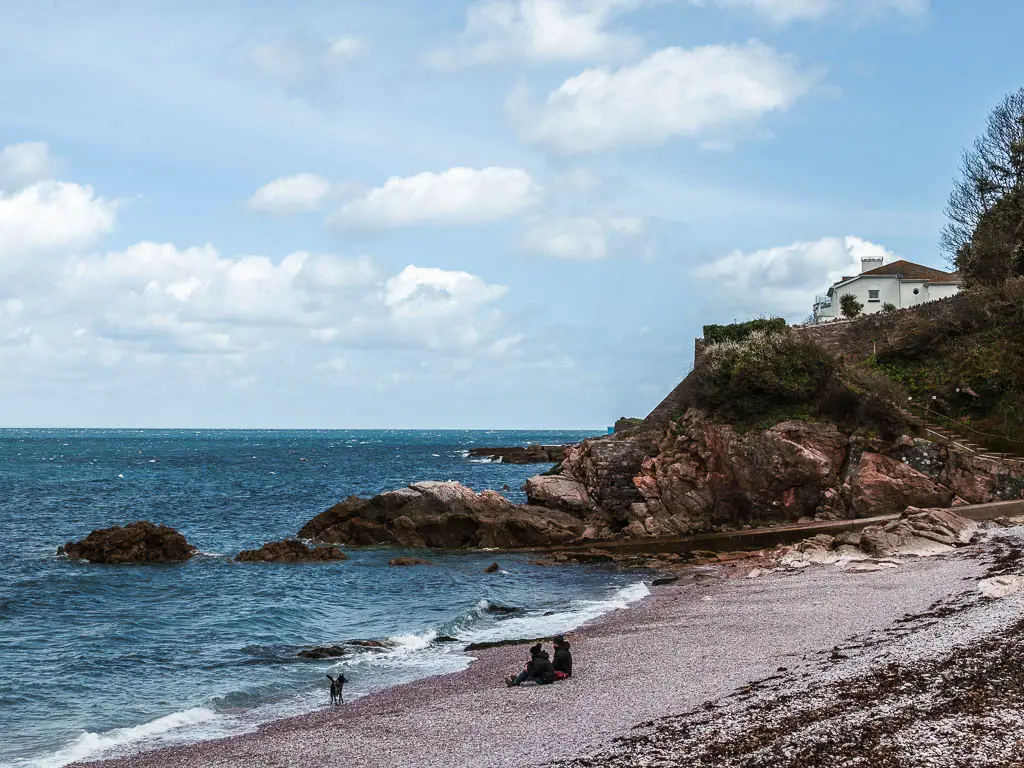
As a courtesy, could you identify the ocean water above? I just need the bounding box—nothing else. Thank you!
[0,429,649,768]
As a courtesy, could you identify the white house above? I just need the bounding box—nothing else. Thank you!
[812,257,962,322]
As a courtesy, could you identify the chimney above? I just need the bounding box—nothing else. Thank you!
[860,256,883,274]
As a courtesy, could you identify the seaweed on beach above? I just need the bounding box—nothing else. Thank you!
[555,538,1024,768]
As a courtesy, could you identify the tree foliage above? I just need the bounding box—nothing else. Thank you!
[942,88,1024,284]
[839,293,863,318]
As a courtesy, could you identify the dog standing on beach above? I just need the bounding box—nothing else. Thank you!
[327,673,347,705]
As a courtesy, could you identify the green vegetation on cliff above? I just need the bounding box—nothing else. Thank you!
[692,329,907,437]
[702,317,786,344]
[869,279,1024,447]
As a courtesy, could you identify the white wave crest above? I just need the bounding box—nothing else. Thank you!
[459,581,649,646]
[386,629,438,653]
[21,708,219,768]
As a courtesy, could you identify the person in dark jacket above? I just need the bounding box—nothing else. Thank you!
[505,643,556,686]
[552,635,572,678]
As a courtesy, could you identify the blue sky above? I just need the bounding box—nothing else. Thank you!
[0,0,1017,429]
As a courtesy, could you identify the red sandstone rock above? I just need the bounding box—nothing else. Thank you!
[848,452,954,517]
[525,474,593,513]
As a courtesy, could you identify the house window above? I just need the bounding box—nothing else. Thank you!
[868,289,880,302]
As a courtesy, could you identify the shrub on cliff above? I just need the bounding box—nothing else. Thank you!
[694,330,838,424]
[872,277,1024,445]
[702,317,787,344]
[694,330,910,437]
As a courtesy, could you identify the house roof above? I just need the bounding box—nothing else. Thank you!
[859,260,961,282]
[827,260,961,296]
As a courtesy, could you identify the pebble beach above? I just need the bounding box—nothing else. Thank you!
[75,523,1024,768]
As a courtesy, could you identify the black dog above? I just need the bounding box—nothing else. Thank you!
[326,673,347,705]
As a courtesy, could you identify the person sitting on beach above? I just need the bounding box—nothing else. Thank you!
[504,643,556,687]
[552,635,572,679]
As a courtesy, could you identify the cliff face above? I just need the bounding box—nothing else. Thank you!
[540,409,1024,541]
[298,409,1024,550]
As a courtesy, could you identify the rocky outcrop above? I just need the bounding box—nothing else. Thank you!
[297,409,1024,551]
[525,475,593,513]
[58,521,196,564]
[847,452,954,517]
[608,410,1024,538]
[299,481,586,549]
[467,445,568,463]
[627,416,850,536]
[778,507,979,567]
[859,507,979,558]
[235,539,348,563]
[389,557,433,567]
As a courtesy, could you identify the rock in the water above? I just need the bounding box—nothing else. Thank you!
[235,539,348,563]
[389,557,433,567]
[58,521,196,564]
[859,507,978,558]
[651,576,679,586]
[299,481,586,549]
[484,562,500,573]
[467,445,568,464]
[297,645,348,659]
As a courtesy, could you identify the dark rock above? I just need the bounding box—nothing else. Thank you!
[389,557,433,567]
[548,549,616,564]
[235,539,348,563]
[467,445,568,464]
[651,576,680,586]
[434,635,459,643]
[347,639,387,648]
[484,602,521,615]
[484,562,500,573]
[464,637,550,651]
[297,645,348,659]
[58,521,196,564]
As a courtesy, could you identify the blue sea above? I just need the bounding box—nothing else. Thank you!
[0,429,649,768]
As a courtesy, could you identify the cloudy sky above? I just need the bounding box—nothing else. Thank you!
[0,0,1017,429]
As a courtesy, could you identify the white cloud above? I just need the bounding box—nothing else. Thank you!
[247,34,364,91]
[0,181,117,263]
[334,167,539,229]
[427,0,642,69]
[522,215,646,259]
[693,235,895,318]
[385,265,508,315]
[0,142,59,192]
[247,173,332,214]
[689,0,928,23]
[511,42,818,154]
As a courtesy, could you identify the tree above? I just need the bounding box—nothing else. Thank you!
[959,187,1024,285]
[942,88,1024,282]
[840,293,863,318]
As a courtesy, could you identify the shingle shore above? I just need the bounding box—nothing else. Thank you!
[79,539,993,768]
